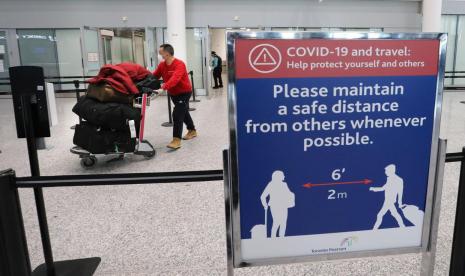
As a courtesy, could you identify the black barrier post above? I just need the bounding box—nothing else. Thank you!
[189,70,200,103]
[72,80,82,129]
[188,71,197,112]
[0,169,31,276]
[449,147,465,276]
[10,67,100,276]
[20,94,56,276]
[161,94,173,127]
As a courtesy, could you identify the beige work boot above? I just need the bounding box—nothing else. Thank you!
[167,138,182,150]
[183,130,198,140]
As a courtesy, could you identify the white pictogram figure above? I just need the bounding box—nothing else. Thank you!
[258,171,295,238]
[370,164,406,229]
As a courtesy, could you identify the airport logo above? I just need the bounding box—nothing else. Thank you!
[340,236,358,248]
[248,44,282,73]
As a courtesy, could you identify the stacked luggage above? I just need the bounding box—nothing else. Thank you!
[71,63,160,166]
[72,94,140,154]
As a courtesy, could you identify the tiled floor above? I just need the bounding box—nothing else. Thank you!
[1,88,465,275]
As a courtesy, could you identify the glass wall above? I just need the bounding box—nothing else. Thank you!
[17,28,87,90]
[455,16,465,86]
[0,30,9,92]
[0,31,9,77]
[441,15,457,86]
[17,29,59,77]
[441,15,465,86]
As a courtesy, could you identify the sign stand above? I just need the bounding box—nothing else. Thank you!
[10,66,100,276]
[224,32,447,274]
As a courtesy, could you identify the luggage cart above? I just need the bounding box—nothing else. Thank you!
[71,91,157,168]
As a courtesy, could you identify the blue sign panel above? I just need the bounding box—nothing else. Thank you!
[228,34,445,263]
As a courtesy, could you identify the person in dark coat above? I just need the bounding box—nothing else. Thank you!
[211,51,223,89]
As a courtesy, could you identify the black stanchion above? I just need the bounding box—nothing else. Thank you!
[71,80,82,129]
[0,169,31,276]
[10,66,100,276]
[188,71,197,112]
[189,70,200,103]
[20,95,57,276]
[449,147,465,276]
[161,94,173,127]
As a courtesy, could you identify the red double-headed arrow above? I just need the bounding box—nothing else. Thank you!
[303,179,373,188]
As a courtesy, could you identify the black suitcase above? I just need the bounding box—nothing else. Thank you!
[73,122,136,154]
[72,96,141,132]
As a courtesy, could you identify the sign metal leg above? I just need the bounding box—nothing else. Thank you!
[223,149,234,276]
[420,138,447,276]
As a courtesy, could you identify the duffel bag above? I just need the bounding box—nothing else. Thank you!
[73,122,136,154]
[87,83,134,104]
[72,96,141,132]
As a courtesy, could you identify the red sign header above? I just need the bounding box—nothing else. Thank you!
[235,39,440,79]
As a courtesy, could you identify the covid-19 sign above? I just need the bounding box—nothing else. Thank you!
[225,32,446,267]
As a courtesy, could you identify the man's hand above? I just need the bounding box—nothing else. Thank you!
[154,88,164,95]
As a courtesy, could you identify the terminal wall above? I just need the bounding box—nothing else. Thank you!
[0,0,421,30]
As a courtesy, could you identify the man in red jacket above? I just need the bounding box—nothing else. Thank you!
[154,44,197,150]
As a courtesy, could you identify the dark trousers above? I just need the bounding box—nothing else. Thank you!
[171,92,195,139]
[213,67,223,87]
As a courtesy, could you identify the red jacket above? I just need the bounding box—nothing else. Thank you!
[154,58,192,96]
[88,63,150,94]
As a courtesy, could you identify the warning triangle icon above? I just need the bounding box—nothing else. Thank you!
[253,47,277,66]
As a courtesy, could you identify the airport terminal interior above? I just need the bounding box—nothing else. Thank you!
[2,0,465,275]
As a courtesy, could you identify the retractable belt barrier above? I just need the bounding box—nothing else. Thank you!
[3,148,465,275]
[0,168,223,276]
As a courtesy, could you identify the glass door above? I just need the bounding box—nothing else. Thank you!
[133,31,145,67]
[186,28,206,95]
[102,36,113,64]
[81,27,102,76]
[205,27,213,94]
[55,29,85,89]
[145,27,157,71]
